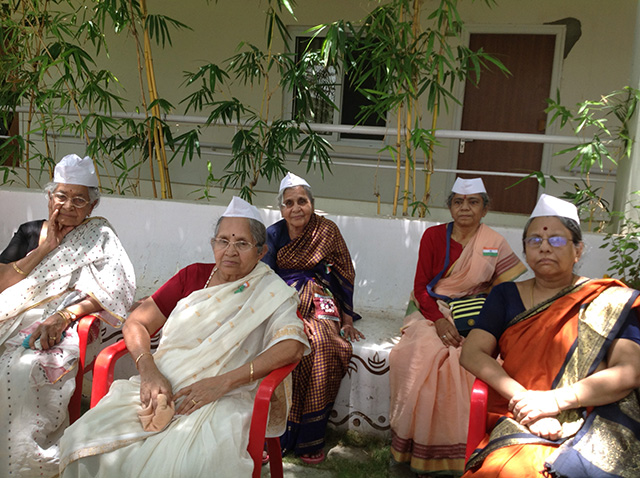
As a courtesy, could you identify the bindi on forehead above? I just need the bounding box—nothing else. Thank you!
[543,227,548,231]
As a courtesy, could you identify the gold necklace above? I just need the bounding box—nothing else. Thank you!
[205,266,218,287]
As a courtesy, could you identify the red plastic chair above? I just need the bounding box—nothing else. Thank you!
[90,339,298,478]
[465,378,489,464]
[68,314,102,424]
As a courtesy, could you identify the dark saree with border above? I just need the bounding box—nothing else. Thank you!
[465,279,640,478]
[266,213,359,456]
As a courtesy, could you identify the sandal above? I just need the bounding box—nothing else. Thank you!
[300,449,325,465]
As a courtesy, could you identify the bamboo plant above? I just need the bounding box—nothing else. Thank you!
[0,0,187,197]
[175,0,334,202]
[315,0,506,215]
[1,0,504,210]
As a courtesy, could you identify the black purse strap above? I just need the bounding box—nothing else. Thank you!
[426,222,453,301]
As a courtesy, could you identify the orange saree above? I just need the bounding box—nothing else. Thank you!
[465,279,640,478]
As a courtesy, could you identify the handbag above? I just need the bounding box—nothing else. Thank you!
[448,295,487,336]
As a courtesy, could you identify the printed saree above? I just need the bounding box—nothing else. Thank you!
[465,279,640,478]
[269,214,357,456]
[389,223,526,476]
[60,262,309,477]
[0,216,136,478]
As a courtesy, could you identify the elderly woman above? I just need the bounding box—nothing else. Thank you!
[262,172,364,464]
[59,197,310,477]
[388,178,526,476]
[460,194,640,478]
[0,154,136,477]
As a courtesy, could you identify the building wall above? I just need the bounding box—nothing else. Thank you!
[8,0,638,220]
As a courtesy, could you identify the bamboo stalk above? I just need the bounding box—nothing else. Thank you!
[422,0,446,211]
[141,0,172,199]
[25,0,103,188]
[128,0,158,198]
[423,98,439,209]
[393,104,403,216]
[403,104,413,215]
[412,0,421,213]
[24,1,107,188]
[250,8,277,197]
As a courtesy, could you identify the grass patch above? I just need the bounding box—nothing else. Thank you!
[283,427,391,478]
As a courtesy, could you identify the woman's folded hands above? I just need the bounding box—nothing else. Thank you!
[509,389,560,425]
[526,417,562,440]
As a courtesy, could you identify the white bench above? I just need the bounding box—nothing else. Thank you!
[329,311,403,438]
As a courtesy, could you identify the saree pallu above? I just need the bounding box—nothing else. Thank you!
[0,217,135,478]
[389,225,525,476]
[389,308,475,476]
[465,279,640,478]
[273,214,357,455]
[60,262,309,478]
[434,224,527,300]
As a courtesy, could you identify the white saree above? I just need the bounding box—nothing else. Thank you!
[60,261,309,478]
[0,217,136,478]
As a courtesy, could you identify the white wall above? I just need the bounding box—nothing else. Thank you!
[0,188,612,319]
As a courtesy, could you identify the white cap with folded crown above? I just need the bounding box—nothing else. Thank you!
[530,193,580,224]
[222,196,264,225]
[53,154,99,187]
[279,172,310,193]
[451,177,486,195]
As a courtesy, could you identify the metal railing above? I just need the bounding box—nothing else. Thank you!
[8,107,611,184]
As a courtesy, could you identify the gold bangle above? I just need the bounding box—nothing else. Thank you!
[553,389,561,412]
[571,384,582,408]
[62,308,77,322]
[12,262,27,275]
[135,352,152,369]
[57,311,71,327]
[250,361,254,382]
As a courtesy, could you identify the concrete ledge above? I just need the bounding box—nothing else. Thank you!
[1,188,614,436]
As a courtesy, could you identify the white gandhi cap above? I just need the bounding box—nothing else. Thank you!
[279,172,310,193]
[451,177,487,195]
[221,196,264,225]
[53,154,99,188]
[529,193,580,224]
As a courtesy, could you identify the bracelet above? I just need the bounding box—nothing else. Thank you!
[249,361,254,382]
[57,311,70,326]
[12,262,27,275]
[135,352,152,369]
[63,308,77,321]
[57,309,78,326]
[571,384,582,408]
[552,389,561,412]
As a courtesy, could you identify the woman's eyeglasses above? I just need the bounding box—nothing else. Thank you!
[211,238,256,252]
[524,236,570,248]
[50,192,90,208]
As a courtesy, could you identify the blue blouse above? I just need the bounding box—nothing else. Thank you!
[475,281,640,344]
